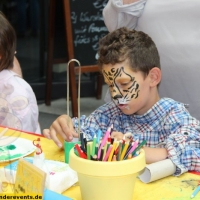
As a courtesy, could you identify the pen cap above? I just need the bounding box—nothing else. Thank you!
[69,144,146,200]
[64,139,80,164]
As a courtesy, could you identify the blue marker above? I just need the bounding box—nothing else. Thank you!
[96,129,102,144]
[191,185,200,199]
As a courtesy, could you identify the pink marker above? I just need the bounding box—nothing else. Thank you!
[127,139,139,155]
[97,126,112,159]
[103,145,113,161]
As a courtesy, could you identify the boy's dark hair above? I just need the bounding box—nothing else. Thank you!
[97,27,160,76]
[0,12,16,71]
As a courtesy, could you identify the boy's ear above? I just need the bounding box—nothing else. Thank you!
[149,67,161,87]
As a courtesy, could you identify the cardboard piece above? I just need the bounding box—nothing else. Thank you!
[14,158,46,195]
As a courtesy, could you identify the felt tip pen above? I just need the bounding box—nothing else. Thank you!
[100,147,104,161]
[80,132,85,152]
[123,142,134,160]
[75,144,87,159]
[91,134,97,156]
[110,124,114,133]
[83,137,87,152]
[120,141,129,160]
[103,142,108,159]
[96,129,102,144]
[124,139,139,160]
[97,126,111,159]
[103,145,113,161]
[91,155,98,161]
[87,143,91,160]
[127,154,132,159]
[117,140,122,161]
[108,140,118,161]
[191,185,200,198]
[112,155,117,161]
[132,140,147,156]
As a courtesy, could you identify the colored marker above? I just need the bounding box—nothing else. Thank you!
[98,126,111,159]
[75,144,87,159]
[95,143,99,155]
[111,137,114,144]
[83,136,87,152]
[91,155,98,161]
[103,145,113,161]
[103,142,109,159]
[91,134,97,156]
[132,140,147,156]
[117,140,122,161]
[112,155,117,161]
[123,142,134,160]
[100,147,104,161]
[108,140,118,161]
[120,141,129,160]
[191,185,200,198]
[87,143,91,160]
[110,124,114,134]
[80,132,85,152]
[96,129,102,144]
[124,139,139,160]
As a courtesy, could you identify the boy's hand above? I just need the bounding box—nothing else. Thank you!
[111,131,124,140]
[43,115,78,148]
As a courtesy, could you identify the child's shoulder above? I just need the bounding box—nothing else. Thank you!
[158,97,197,121]
[159,97,184,109]
[0,69,31,87]
[0,69,35,98]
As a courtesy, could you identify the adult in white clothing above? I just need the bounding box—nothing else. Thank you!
[103,0,200,120]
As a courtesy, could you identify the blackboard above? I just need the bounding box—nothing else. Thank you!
[68,0,108,66]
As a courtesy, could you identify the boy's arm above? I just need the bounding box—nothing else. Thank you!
[103,0,147,32]
[143,147,168,164]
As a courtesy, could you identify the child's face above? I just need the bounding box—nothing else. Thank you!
[102,61,157,115]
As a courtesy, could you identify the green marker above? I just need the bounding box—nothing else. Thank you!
[91,134,97,156]
[87,143,91,160]
[131,140,146,156]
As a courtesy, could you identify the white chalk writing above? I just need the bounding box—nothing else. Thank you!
[80,12,103,22]
[74,35,90,47]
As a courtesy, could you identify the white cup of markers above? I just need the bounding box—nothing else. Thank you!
[73,126,146,162]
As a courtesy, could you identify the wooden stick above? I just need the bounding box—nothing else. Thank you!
[67,59,81,139]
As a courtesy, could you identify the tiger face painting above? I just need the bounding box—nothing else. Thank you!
[102,60,159,115]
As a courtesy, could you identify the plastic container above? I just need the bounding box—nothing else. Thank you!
[69,148,146,200]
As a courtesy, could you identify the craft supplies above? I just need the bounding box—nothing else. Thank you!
[69,146,146,200]
[73,126,146,162]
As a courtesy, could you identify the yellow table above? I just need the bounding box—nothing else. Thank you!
[1,127,200,200]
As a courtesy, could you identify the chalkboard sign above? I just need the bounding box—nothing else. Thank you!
[68,0,108,66]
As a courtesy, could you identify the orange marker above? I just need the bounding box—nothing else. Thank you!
[112,155,117,161]
[127,154,132,159]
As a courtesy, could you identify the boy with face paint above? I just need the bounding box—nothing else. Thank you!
[43,27,200,176]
